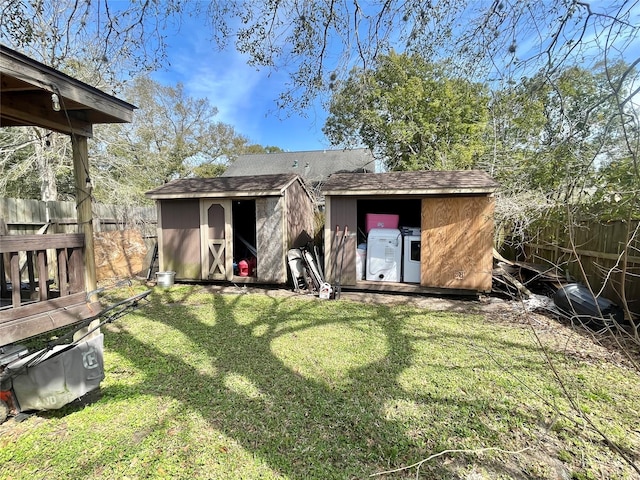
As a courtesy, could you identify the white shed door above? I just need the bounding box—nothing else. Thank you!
[200,199,232,281]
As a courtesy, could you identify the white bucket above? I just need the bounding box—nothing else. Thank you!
[156,271,175,287]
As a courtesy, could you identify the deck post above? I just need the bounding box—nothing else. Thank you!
[72,134,97,296]
[71,134,99,340]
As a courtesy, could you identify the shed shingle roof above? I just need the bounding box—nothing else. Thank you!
[322,170,499,196]
[146,173,303,199]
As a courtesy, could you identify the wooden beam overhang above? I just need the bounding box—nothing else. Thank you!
[0,87,94,137]
[0,45,135,137]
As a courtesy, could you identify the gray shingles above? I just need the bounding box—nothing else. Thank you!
[146,173,300,198]
[322,170,499,195]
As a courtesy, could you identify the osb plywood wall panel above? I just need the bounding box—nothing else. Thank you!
[160,199,201,279]
[421,196,494,291]
[286,181,315,248]
[256,196,286,283]
[95,229,148,281]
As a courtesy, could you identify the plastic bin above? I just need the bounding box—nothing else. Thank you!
[365,214,399,233]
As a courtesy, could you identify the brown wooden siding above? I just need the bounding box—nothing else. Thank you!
[154,178,315,285]
[1,198,155,235]
[160,199,201,279]
[326,197,358,285]
[256,197,285,283]
[286,180,315,248]
[523,219,640,311]
[421,196,494,292]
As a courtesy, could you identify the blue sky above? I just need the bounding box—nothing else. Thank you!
[151,16,331,152]
[147,2,640,153]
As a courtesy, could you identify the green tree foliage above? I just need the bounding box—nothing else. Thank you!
[90,76,253,205]
[486,62,639,245]
[490,64,634,196]
[242,144,284,155]
[323,52,489,171]
[590,158,640,220]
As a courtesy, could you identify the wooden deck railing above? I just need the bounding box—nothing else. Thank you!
[0,234,99,345]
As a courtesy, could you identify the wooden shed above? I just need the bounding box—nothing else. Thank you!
[322,170,499,295]
[145,174,315,284]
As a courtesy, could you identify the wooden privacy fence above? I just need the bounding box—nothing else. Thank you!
[0,197,155,235]
[1,197,157,283]
[524,219,640,311]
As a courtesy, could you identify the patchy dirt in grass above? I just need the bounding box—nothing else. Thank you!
[203,283,639,373]
[2,283,639,480]
[201,284,640,479]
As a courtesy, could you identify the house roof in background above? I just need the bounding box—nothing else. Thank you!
[146,173,307,199]
[222,148,375,183]
[322,170,499,196]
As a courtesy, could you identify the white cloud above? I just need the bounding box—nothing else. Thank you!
[149,15,329,150]
[159,29,265,124]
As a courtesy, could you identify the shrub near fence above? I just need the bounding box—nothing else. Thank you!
[524,219,640,314]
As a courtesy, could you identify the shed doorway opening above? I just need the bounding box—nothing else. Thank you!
[232,200,257,277]
[356,198,422,284]
[356,199,421,243]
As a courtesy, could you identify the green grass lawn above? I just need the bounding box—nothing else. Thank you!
[1,285,638,479]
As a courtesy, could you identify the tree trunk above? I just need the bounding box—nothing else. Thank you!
[34,128,58,201]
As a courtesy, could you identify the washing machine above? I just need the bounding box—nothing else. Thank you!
[366,228,402,282]
[402,231,421,283]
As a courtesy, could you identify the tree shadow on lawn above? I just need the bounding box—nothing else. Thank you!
[98,289,546,479]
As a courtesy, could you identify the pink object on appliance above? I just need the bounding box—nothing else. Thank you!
[365,214,399,233]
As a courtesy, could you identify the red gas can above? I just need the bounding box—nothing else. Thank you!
[238,259,249,276]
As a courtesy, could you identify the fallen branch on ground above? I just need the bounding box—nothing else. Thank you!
[369,446,531,478]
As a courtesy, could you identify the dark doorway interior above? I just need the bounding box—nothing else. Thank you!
[232,200,257,275]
